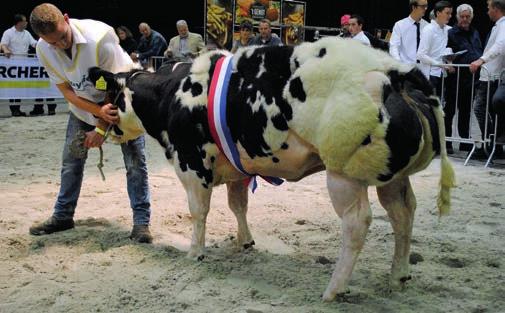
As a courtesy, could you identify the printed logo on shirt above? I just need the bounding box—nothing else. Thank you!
[70,74,93,91]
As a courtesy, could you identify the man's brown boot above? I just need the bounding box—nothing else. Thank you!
[29,217,75,235]
[130,225,153,243]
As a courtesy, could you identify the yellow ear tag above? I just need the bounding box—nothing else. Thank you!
[95,76,107,91]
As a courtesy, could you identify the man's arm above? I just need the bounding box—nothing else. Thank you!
[389,22,402,61]
[417,27,437,65]
[470,24,505,73]
[481,23,505,63]
[194,33,206,55]
[28,32,37,48]
[56,82,118,124]
[0,32,12,57]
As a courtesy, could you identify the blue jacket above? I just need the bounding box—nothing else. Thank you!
[137,30,168,61]
[447,25,483,65]
[251,33,282,46]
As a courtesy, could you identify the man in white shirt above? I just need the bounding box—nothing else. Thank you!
[0,14,38,116]
[28,3,154,242]
[470,0,505,151]
[389,0,429,64]
[417,1,453,84]
[348,15,370,46]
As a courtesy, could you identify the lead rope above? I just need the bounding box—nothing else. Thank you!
[96,90,124,181]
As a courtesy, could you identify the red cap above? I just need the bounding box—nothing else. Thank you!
[340,14,351,26]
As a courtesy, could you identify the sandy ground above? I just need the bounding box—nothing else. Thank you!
[1,110,505,313]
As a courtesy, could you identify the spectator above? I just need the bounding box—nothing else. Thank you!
[445,4,483,152]
[231,20,254,53]
[164,20,206,61]
[339,14,351,38]
[389,0,430,64]
[417,1,453,88]
[470,0,505,153]
[131,22,167,68]
[1,14,38,116]
[116,25,137,55]
[348,15,371,46]
[28,3,153,242]
[251,19,282,46]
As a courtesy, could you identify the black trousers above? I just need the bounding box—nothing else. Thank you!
[444,71,473,139]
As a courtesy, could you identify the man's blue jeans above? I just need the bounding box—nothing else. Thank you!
[53,113,151,225]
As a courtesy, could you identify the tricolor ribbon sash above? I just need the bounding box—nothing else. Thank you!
[207,55,283,192]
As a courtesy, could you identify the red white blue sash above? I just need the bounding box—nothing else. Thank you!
[207,55,283,192]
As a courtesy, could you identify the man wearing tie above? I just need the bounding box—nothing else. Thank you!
[389,0,429,65]
[470,0,505,154]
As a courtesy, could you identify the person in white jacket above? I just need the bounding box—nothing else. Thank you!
[389,0,429,65]
[470,0,505,155]
[416,1,453,93]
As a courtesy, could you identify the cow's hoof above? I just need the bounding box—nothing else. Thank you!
[187,249,205,261]
[243,240,255,250]
[322,289,348,302]
[400,275,412,283]
[389,275,411,292]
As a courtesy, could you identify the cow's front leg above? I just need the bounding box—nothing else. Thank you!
[226,180,254,250]
[376,177,416,291]
[323,172,371,302]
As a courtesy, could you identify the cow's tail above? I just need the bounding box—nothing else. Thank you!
[431,97,456,216]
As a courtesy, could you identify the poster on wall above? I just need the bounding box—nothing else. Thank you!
[206,0,234,49]
[281,0,306,45]
[235,0,281,27]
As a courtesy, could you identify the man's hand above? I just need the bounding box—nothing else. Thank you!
[164,48,173,58]
[130,52,138,61]
[84,130,105,148]
[98,103,119,124]
[3,48,12,58]
[445,65,455,74]
[470,58,484,74]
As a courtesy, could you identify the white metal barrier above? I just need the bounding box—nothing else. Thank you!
[437,64,503,167]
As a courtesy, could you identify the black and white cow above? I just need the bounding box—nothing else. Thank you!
[89,37,455,301]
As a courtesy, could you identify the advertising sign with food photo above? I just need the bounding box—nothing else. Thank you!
[235,0,281,27]
[281,0,305,45]
[206,0,234,49]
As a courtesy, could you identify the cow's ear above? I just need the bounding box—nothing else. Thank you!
[88,67,117,91]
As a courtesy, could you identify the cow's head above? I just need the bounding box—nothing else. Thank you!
[88,67,146,143]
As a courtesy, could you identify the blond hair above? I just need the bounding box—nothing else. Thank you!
[30,3,64,35]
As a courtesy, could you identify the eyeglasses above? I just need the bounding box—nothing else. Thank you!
[415,4,428,9]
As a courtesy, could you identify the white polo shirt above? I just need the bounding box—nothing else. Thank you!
[417,20,451,78]
[480,16,505,82]
[0,26,37,55]
[36,19,133,125]
[389,16,429,65]
[352,31,371,46]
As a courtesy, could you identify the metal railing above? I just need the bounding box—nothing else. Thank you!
[434,63,503,167]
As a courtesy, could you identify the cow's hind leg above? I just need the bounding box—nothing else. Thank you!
[376,177,416,291]
[227,180,254,249]
[185,185,212,260]
[323,172,372,302]
[175,165,213,261]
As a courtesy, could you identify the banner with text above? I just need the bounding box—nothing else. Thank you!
[0,56,61,99]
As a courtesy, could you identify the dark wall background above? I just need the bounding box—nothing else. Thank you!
[0,0,495,45]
